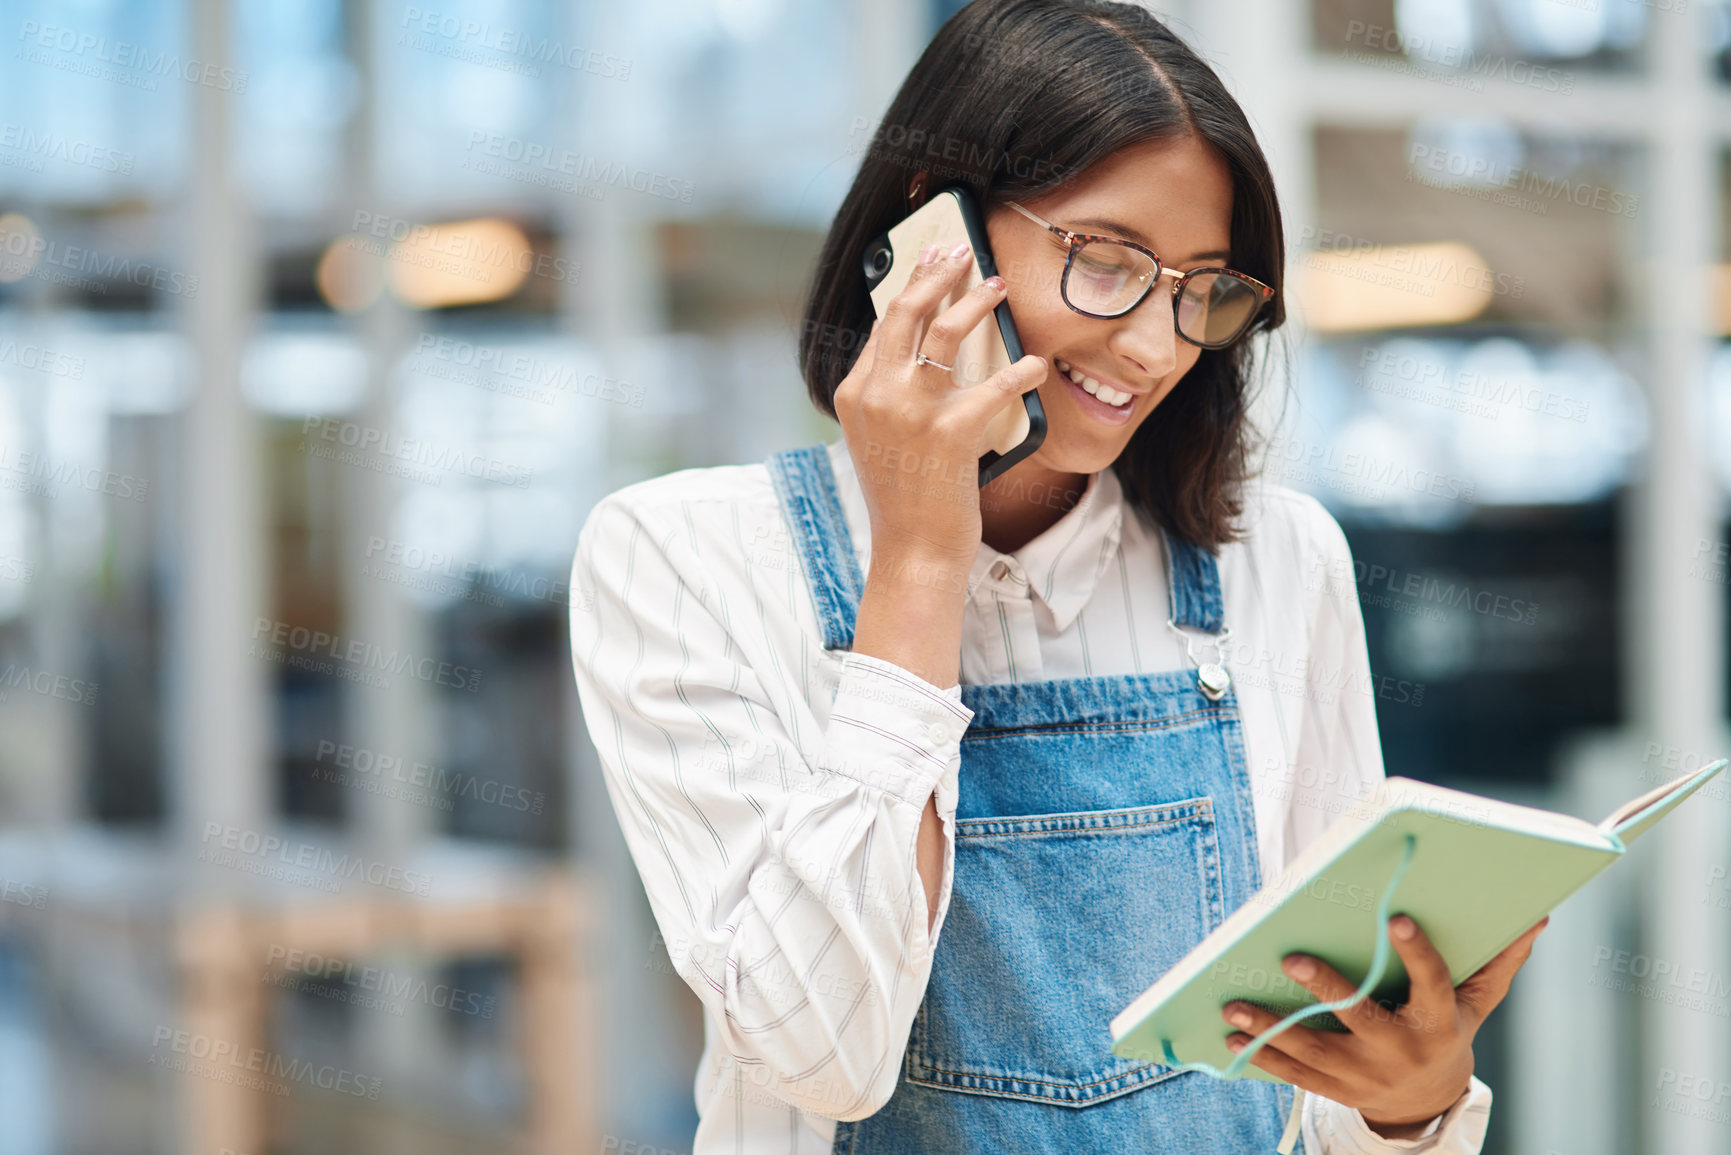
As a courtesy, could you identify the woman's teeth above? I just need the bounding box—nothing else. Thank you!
[1055,358,1133,407]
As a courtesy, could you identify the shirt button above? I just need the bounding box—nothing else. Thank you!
[989,560,1008,580]
[926,721,952,744]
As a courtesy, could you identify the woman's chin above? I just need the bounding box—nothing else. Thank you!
[1035,426,1130,476]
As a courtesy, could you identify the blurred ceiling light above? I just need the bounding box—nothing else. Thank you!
[316,235,383,312]
[1294,242,1496,332]
[0,213,42,283]
[1395,0,1478,58]
[1497,0,1607,59]
[385,218,532,309]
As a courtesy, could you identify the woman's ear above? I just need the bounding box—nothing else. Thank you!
[908,169,930,211]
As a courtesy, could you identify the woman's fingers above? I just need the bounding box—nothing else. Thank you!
[1217,1010,1351,1101]
[1382,914,1459,1036]
[949,350,1048,436]
[1269,950,1404,1041]
[1271,915,1460,1042]
[835,238,1037,559]
[917,267,1013,387]
[874,242,978,367]
[1453,916,1548,1027]
[834,320,880,412]
[851,238,1043,451]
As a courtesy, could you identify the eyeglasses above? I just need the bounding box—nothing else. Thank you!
[1004,201,1275,349]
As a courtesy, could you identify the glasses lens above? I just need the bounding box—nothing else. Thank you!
[1066,241,1157,316]
[1176,271,1263,346]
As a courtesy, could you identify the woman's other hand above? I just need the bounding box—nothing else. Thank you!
[1219,913,1550,1139]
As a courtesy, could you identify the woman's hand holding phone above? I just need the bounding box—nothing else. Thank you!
[835,238,1045,937]
[835,240,1047,570]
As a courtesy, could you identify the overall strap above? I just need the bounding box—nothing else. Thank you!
[1160,524,1225,634]
[765,444,866,651]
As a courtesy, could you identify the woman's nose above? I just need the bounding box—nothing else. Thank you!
[1111,294,1179,380]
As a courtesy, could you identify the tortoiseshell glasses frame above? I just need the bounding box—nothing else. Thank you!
[1004,201,1275,349]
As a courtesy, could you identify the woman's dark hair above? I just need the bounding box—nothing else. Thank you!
[797,0,1286,551]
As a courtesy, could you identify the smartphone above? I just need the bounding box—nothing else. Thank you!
[861,184,1046,488]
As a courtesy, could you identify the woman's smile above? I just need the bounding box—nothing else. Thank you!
[1053,356,1141,426]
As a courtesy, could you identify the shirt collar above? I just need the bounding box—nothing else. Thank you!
[825,437,1125,634]
[1002,465,1125,632]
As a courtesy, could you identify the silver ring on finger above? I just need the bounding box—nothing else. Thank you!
[916,352,953,373]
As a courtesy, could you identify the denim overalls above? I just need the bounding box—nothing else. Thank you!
[765,444,1302,1154]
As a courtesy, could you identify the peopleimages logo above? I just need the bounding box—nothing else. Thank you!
[249,618,482,693]
[1341,21,1575,95]
[0,662,97,705]
[350,211,582,288]
[150,1027,381,1099]
[0,446,148,502]
[1653,1067,1731,1127]
[16,21,248,92]
[1587,946,1731,1018]
[411,334,644,409]
[1263,435,1476,504]
[397,7,631,80]
[846,114,1073,182]
[463,131,695,203]
[198,822,434,897]
[264,944,497,1018]
[0,879,46,910]
[362,535,569,606]
[1296,225,1527,299]
[314,739,545,814]
[0,338,85,379]
[298,417,533,488]
[1406,143,1638,219]
[0,228,197,298]
[1356,346,1589,423]
[0,123,134,174]
[1305,554,1540,626]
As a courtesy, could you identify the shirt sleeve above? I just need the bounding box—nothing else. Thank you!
[1288,496,1492,1155]
[568,490,972,1123]
[1304,1079,1492,1153]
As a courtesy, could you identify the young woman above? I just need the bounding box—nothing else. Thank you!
[568,1,1547,1151]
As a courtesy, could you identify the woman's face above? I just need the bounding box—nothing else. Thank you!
[983,134,1236,476]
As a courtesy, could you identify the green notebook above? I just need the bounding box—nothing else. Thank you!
[1110,759,1728,1082]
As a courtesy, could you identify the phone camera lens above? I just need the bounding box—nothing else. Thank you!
[863,244,891,281]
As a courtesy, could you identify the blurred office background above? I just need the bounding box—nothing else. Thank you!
[0,0,1727,1151]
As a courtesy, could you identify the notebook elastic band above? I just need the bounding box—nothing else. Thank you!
[1157,832,1419,1152]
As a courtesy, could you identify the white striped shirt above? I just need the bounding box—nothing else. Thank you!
[568,434,1491,1154]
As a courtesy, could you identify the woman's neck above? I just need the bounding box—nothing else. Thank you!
[978,461,1092,555]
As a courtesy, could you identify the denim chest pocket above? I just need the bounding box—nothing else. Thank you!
[907,797,1225,1106]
